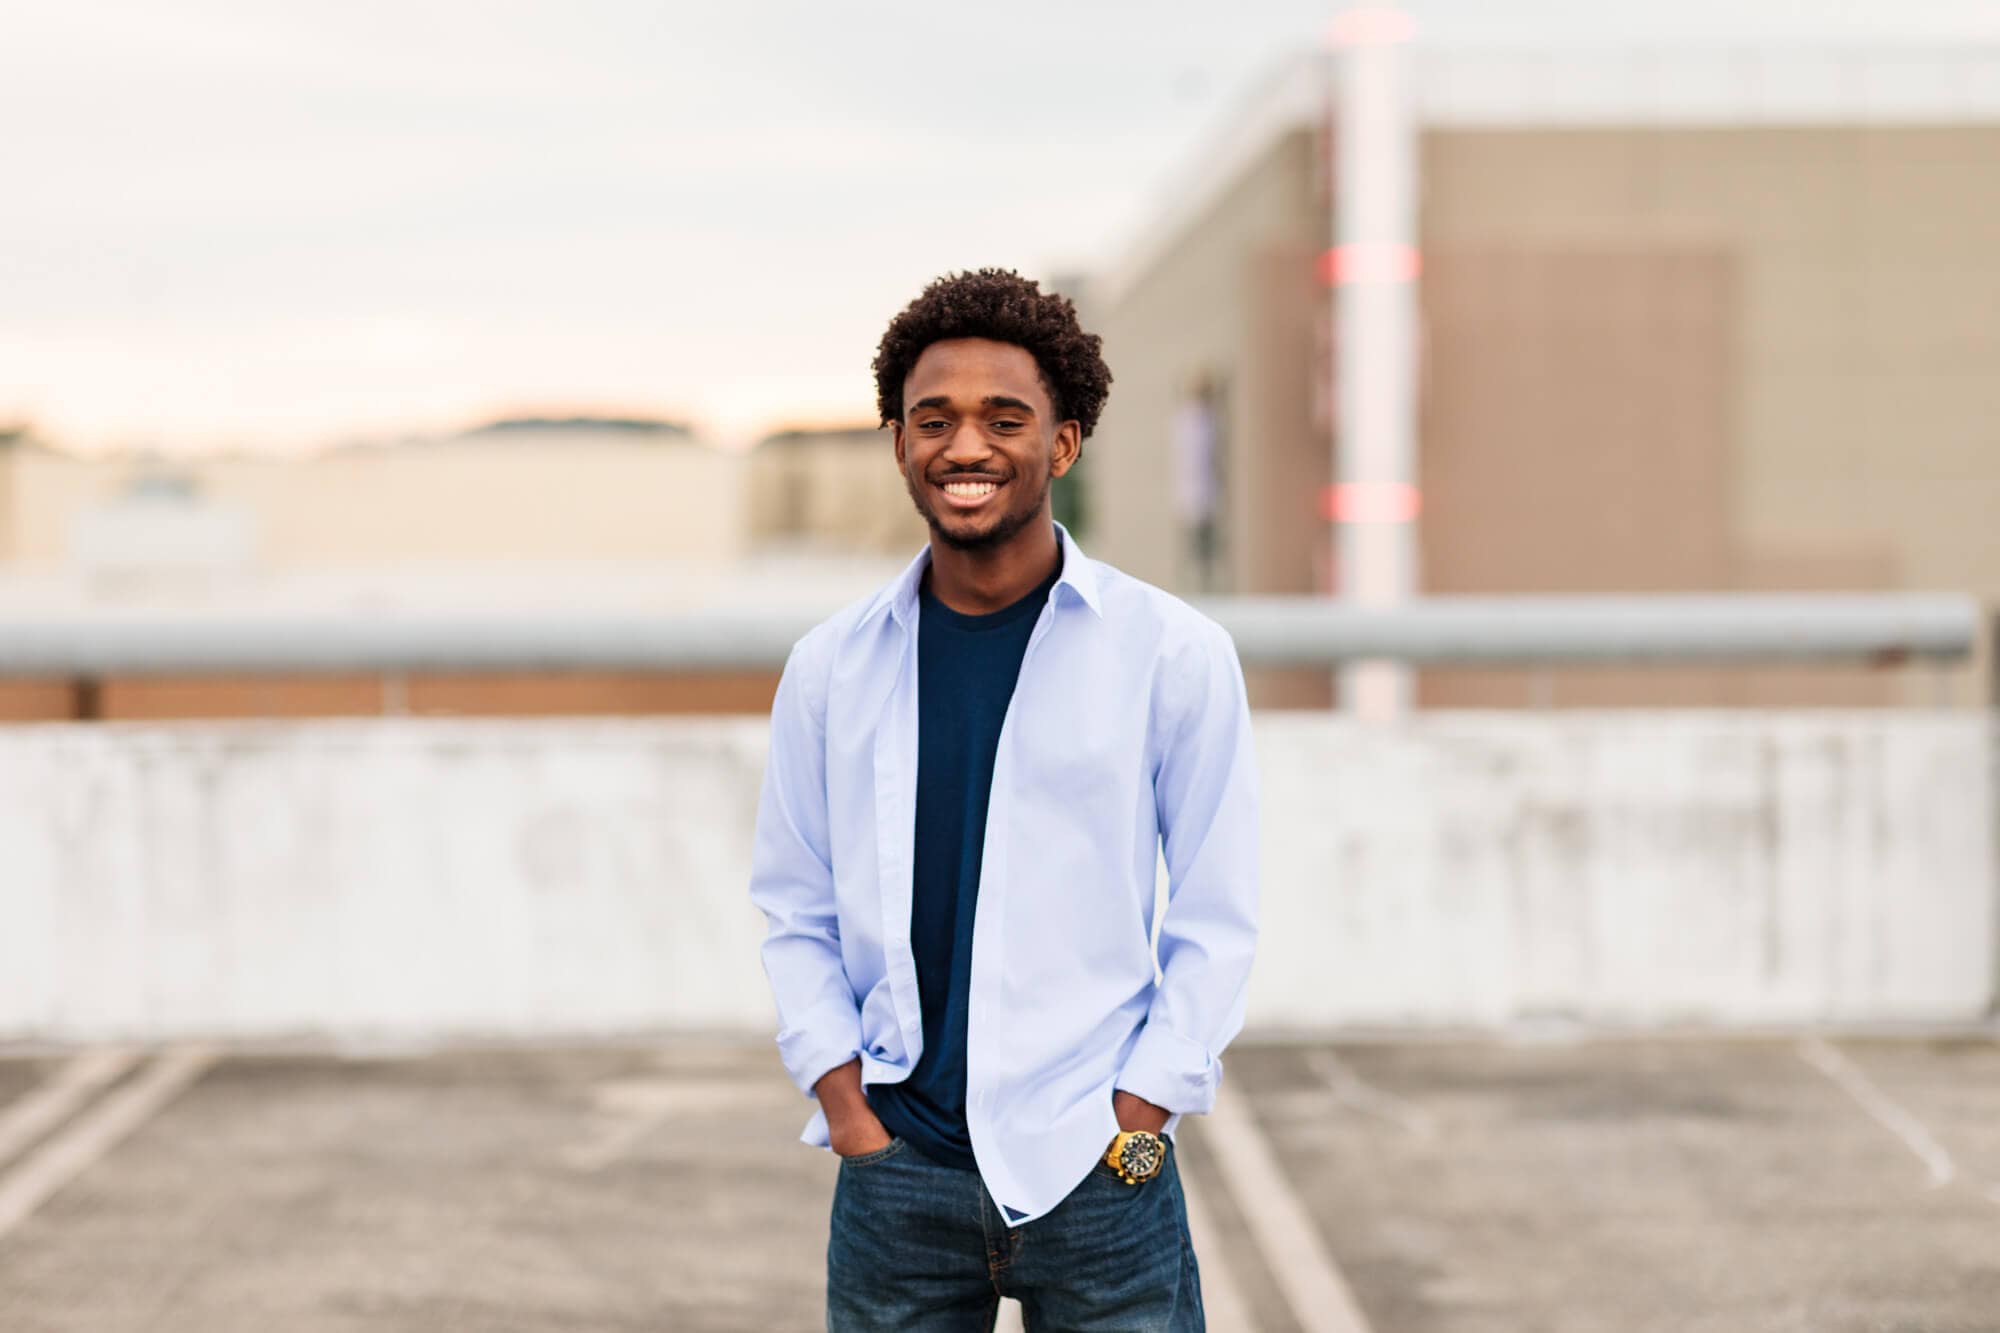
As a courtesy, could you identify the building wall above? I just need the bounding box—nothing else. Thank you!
[1092,120,2000,708]
[0,428,748,571]
[2,445,102,568]
[1415,244,1760,706]
[1419,126,2000,708]
[0,438,13,561]
[745,429,928,557]
[2,712,1988,1039]
[0,446,75,720]
[0,429,788,721]
[1091,127,1332,704]
[1092,127,1324,597]
[70,671,784,721]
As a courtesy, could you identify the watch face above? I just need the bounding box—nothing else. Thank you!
[1119,1133,1165,1181]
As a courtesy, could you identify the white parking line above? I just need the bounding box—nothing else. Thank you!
[1797,1036,1956,1187]
[562,1077,770,1172]
[1205,1081,1376,1333]
[0,1045,217,1242]
[0,1048,141,1170]
[1308,1049,1439,1141]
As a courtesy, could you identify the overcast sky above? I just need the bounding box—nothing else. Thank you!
[4,1,1997,453]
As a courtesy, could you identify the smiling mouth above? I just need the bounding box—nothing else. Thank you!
[934,476,1004,509]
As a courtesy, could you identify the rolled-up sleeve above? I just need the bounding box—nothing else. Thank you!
[749,637,862,1099]
[1116,621,1260,1116]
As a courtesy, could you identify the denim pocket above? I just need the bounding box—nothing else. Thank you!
[838,1136,907,1168]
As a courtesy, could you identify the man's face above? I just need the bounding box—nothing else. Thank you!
[893,337,1081,553]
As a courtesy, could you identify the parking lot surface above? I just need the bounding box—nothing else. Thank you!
[1,1034,1996,1332]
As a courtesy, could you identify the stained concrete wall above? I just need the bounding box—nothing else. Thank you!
[0,713,1991,1040]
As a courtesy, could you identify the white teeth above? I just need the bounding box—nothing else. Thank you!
[942,481,998,498]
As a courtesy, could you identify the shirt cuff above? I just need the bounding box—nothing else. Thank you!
[1115,1021,1221,1116]
[776,1011,863,1100]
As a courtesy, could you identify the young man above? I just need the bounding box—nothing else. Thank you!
[749,269,1258,1331]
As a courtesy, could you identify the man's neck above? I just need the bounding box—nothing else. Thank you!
[924,519,1062,617]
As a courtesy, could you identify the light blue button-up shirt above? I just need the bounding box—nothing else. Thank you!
[748,524,1259,1224]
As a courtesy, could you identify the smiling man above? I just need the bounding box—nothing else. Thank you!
[749,269,1259,1331]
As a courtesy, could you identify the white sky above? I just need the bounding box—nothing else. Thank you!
[4,1,1996,453]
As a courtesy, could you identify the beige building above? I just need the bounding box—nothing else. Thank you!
[745,426,928,557]
[0,417,745,573]
[0,419,798,721]
[1088,44,2000,708]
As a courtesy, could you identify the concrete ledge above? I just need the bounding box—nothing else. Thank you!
[0,712,1991,1039]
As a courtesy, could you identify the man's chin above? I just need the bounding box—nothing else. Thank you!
[908,484,1048,553]
[927,514,1007,552]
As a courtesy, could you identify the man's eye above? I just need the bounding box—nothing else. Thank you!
[993,420,1022,430]
[919,420,946,430]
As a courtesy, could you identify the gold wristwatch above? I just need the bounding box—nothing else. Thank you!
[1103,1129,1167,1184]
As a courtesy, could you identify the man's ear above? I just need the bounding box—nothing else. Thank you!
[890,420,906,468]
[1049,421,1082,479]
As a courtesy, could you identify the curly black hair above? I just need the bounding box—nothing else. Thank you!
[873,268,1112,440]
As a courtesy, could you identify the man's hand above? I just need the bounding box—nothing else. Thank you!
[815,1059,894,1157]
[1113,1089,1170,1135]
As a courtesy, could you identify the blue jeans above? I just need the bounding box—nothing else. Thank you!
[826,1136,1204,1332]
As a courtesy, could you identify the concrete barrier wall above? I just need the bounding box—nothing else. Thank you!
[1256,714,1995,1028]
[0,713,1991,1040]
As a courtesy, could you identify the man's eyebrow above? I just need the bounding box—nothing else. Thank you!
[908,394,1037,414]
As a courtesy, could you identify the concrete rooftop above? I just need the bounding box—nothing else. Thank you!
[2,1035,1998,1331]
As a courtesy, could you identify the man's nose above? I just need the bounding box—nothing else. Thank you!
[941,424,993,464]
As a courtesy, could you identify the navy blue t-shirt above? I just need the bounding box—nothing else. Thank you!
[869,562,1060,1170]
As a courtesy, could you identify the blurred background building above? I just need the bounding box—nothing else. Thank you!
[1,416,741,571]
[745,425,928,557]
[1087,41,2000,708]
[3,17,1997,723]
[0,419,900,720]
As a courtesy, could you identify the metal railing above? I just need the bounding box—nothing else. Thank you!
[0,593,1980,674]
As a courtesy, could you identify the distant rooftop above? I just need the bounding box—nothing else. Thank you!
[460,416,694,439]
[756,425,883,449]
[0,552,908,618]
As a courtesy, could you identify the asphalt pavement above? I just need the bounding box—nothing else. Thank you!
[1,1034,1996,1332]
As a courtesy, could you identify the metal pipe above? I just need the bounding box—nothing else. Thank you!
[1330,4,1421,720]
[0,594,1977,676]
[1200,594,1981,667]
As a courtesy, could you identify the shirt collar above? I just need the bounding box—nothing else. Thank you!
[1052,522,1104,617]
[861,521,1102,631]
